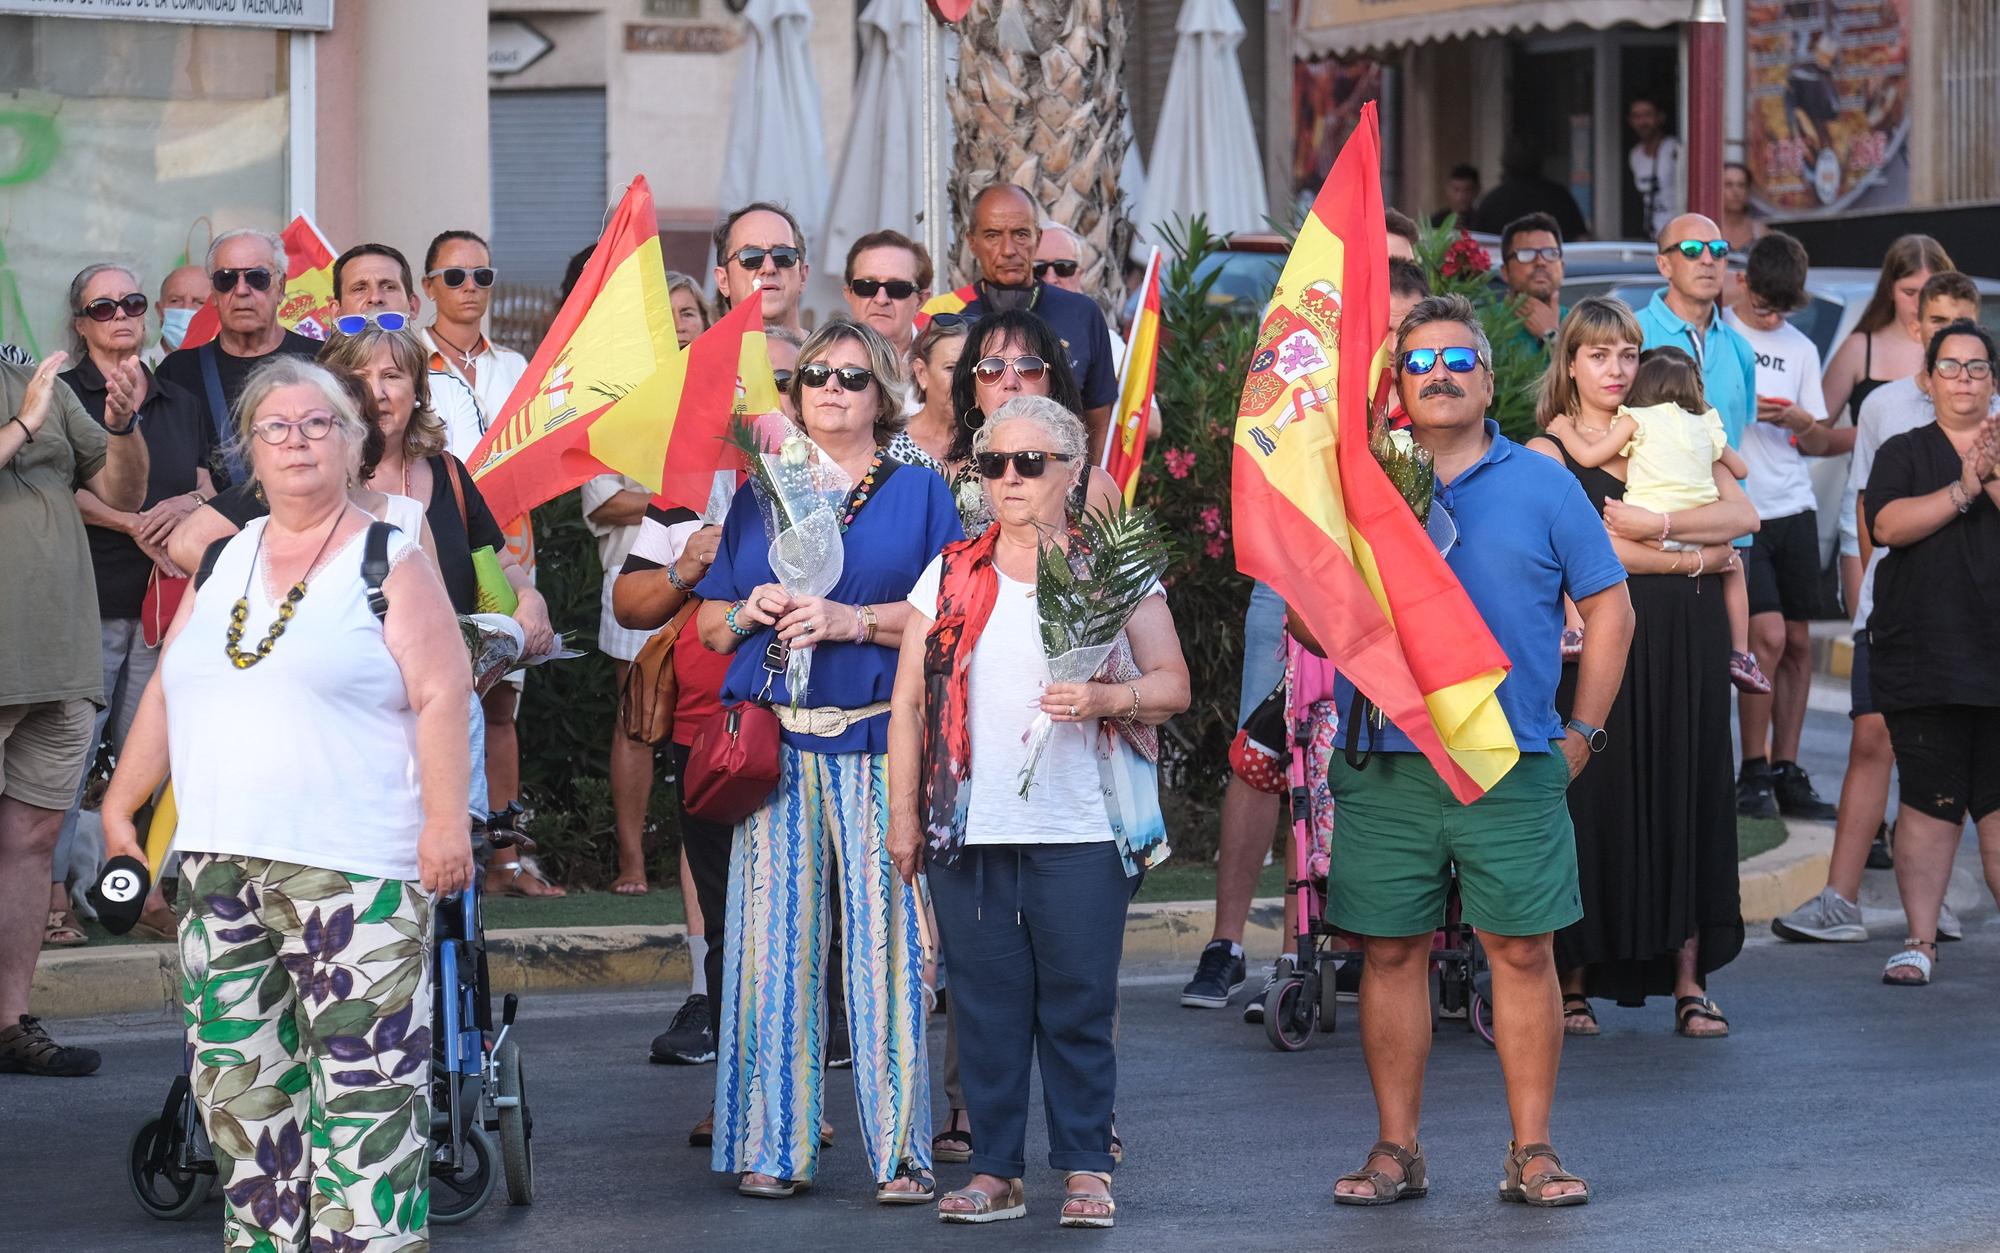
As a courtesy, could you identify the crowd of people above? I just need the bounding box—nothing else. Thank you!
[1,153,1996,1246]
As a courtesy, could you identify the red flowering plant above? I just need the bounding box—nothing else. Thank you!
[1132,216,1261,838]
[1418,215,1546,441]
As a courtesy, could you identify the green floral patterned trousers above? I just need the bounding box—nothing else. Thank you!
[178,853,434,1253]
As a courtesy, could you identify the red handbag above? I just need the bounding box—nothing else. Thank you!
[682,701,782,825]
[141,570,190,649]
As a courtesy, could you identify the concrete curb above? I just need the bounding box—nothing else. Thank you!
[38,825,1830,1020]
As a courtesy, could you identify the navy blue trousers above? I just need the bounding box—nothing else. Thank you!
[928,841,1135,1177]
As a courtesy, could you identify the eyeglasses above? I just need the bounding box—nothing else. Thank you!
[80,294,149,322]
[797,362,873,392]
[251,412,338,444]
[1508,247,1562,265]
[730,246,801,272]
[425,266,495,289]
[1399,347,1482,375]
[1033,259,1079,280]
[972,354,1049,385]
[973,450,1073,479]
[1932,357,1996,380]
[848,278,918,300]
[1661,239,1730,261]
[333,311,410,335]
[211,267,274,293]
[772,369,794,392]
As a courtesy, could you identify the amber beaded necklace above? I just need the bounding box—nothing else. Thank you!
[225,507,348,670]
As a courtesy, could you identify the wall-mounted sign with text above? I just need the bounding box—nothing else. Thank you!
[489,18,554,77]
[0,0,334,30]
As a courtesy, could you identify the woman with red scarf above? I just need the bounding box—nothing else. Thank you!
[887,395,1189,1229]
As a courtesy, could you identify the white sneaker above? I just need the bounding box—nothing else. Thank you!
[1937,902,1963,942]
[1770,888,1866,942]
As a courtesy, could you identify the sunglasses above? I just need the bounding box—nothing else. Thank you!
[974,450,1073,479]
[1661,239,1730,260]
[849,278,918,300]
[333,311,410,335]
[972,354,1049,385]
[731,246,801,271]
[1508,246,1562,265]
[251,412,338,444]
[1932,357,1995,381]
[425,266,495,289]
[772,368,794,392]
[80,294,148,322]
[927,311,972,330]
[1033,259,1079,280]
[211,267,273,293]
[797,362,873,392]
[1400,347,1482,375]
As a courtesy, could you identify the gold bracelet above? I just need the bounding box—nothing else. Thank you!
[860,603,879,643]
[1127,683,1141,719]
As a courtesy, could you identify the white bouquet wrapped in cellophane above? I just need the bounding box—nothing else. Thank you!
[727,413,851,708]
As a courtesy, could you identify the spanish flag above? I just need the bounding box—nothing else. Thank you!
[1102,247,1161,505]
[466,178,780,522]
[1231,104,1516,803]
[179,214,339,347]
[914,282,976,333]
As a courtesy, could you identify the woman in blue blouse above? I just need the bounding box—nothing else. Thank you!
[695,316,961,1203]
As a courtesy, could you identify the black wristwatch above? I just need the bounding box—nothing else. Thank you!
[1565,718,1607,753]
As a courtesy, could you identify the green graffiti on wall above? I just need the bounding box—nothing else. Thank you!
[0,110,62,357]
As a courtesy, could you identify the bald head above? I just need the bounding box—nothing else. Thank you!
[970,183,1042,287]
[1655,213,1728,311]
[1656,212,1719,250]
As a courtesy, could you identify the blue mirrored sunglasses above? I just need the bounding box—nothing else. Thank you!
[333,311,410,335]
[1399,346,1481,375]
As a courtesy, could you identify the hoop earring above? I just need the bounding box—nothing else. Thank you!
[960,408,984,433]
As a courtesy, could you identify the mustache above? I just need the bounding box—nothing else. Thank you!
[1420,378,1466,399]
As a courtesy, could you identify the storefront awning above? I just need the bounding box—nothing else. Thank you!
[1296,0,1688,58]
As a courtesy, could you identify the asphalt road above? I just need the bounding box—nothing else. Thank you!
[7,687,1994,1253]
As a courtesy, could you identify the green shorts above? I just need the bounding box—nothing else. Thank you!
[1326,746,1581,938]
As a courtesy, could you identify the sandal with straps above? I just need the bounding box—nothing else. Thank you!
[932,1107,972,1163]
[1060,1171,1116,1229]
[1333,1139,1427,1205]
[1500,1141,1590,1207]
[1562,993,1599,1036]
[1883,938,1936,986]
[877,1165,936,1205]
[938,1176,1025,1224]
[1674,995,1730,1038]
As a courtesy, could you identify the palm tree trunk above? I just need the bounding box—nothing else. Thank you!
[948,0,1131,318]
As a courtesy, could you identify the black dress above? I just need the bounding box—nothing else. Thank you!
[1549,437,1743,1005]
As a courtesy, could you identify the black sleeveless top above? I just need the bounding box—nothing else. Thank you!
[1847,333,1887,422]
[1546,434,1626,516]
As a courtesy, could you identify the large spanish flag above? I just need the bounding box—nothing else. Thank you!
[1231,104,1517,803]
[466,178,781,522]
[1102,247,1162,505]
[180,214,339,347]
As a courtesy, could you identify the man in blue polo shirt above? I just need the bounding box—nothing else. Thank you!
[1636,213,1757,448]
[1294,295,1633,1210]
[917,184,1118,457]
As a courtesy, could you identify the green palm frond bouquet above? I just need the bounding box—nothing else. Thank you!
[1020,502,1174,797]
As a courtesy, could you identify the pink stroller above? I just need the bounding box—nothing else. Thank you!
[1260,638,1495,1051]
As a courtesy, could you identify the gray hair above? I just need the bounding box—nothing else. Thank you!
[666,270,713,330]
[791,316,908,443]
[65,263,142,359]
[976,395,1089,486]
[1038,221,1081,251]
[1394,293,1492,368]
[206,227,288,276]
[232,356,369,487]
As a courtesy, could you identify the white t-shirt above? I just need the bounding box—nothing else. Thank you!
[163,518,428,881]
[907,555,1118,846]
[1723,309,1827,520]
[1847,378,2000,632]
[1629,135,1682,239]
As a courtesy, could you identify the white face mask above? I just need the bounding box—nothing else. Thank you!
[159,306,197,351]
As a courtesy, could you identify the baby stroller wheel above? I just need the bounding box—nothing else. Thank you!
[1471,990,1496,1047]
[494,1039,535,1205]
[129,1116,212,1220]
[1264,973,1319,1051]
[429,1123,499,1224]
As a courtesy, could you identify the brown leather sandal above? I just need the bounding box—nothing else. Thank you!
[1499,1141,1590,1207]
[1333,1139,1427,1205]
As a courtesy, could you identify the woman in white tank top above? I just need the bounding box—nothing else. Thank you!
[101,357,473,1251]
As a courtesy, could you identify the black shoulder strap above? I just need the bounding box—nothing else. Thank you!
[361,521,397,622]
[193,536,231,591]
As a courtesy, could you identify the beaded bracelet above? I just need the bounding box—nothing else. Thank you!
[725,600,755,637]
[666,561,695,592]
[851,604,867,642]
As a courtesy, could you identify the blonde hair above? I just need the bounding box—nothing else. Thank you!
[790,316,908,443]
[1536,296,1645,429]
[233,357,370,486]
[316,325,447,460]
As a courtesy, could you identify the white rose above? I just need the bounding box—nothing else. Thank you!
[1386,428,1416,455]
[957,479,984,514]
[780,436,811,468]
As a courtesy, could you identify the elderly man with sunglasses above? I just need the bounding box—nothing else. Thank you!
[918,185,1118,461]
[1637,215,1758,457]
[156,228,323,489]
[1290,295,1632,1212]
